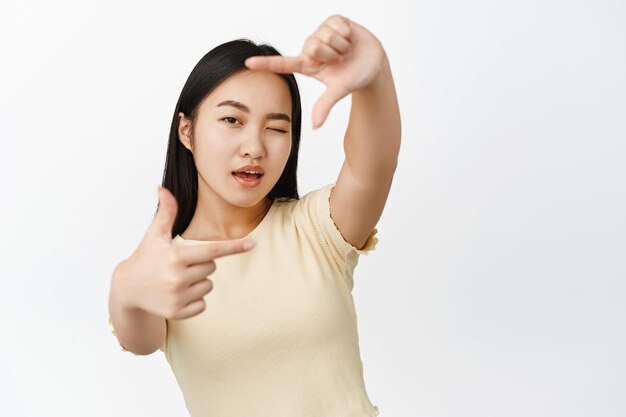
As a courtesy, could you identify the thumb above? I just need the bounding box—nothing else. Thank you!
[312,84,349,129]
[150,185,179,240]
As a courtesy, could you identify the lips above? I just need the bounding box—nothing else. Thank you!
[233,164,265,175]
[231,164,264,189]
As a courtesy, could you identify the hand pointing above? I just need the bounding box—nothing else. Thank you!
[111,186,256,320]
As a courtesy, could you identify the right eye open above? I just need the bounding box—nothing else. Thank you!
[221,117,240,125]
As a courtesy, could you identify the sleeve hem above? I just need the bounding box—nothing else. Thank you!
[352,227,379,256]
[108,316,141,356]
[313,182,379,262]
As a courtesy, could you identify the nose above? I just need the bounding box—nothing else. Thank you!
[239,129,266,160]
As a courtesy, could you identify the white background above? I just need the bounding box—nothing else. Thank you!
[1,0,624,416]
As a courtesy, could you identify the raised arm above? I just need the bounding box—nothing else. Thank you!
[244,15,401,248]
[331,51,400,249]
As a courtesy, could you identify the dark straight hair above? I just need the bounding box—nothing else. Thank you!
[158,39,302,239]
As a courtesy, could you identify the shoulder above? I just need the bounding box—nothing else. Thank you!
[289,182,379,261]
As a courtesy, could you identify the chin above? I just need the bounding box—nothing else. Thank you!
[219,171,279,206]
[227,189,271,208]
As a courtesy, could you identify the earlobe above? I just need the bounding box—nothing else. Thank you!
[178,133,192,152]
[178,112,193,151]
[179,134,192,151]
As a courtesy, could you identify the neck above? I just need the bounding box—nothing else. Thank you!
[181,185,271,241]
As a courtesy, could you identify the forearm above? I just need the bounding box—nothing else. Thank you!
[344,52,401,182]
[108,261,166,356]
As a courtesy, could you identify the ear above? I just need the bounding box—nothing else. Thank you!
[178,112,193,151]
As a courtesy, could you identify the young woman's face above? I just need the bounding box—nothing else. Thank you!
[178,69,293,208]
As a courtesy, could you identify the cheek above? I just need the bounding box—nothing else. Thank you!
[269,137,292,161]
[196,130,232,155]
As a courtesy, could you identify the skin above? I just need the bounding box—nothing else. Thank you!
[245,15,401,249]
[108,14,401,354]
[177,70,293,241]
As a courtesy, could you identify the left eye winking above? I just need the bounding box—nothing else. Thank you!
[220,117,288,134]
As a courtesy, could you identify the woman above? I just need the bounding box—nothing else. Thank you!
[108,14,400,417]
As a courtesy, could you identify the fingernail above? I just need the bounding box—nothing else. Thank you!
[243,241,255,250]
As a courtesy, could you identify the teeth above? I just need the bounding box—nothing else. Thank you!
[243,171,261,174]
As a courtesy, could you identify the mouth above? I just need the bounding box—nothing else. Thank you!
[232,171,264,187]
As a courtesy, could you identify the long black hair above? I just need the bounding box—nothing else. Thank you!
[158,39,302,239]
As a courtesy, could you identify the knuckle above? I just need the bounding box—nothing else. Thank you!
[307,40,323,55]
[164,274,181,290]
[165,279,185,298]
[327,15,350,36]
[320,30,335,44]
[328,14,345,25]
[166,305,179,320]
[166,247,183,266]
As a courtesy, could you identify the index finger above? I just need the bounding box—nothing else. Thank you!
[177,239,255,265]
[244,55,304,74]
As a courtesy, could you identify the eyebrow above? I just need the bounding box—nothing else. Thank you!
[216,100,291,123]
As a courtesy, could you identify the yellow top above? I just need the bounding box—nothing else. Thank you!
[110,182,380,417]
